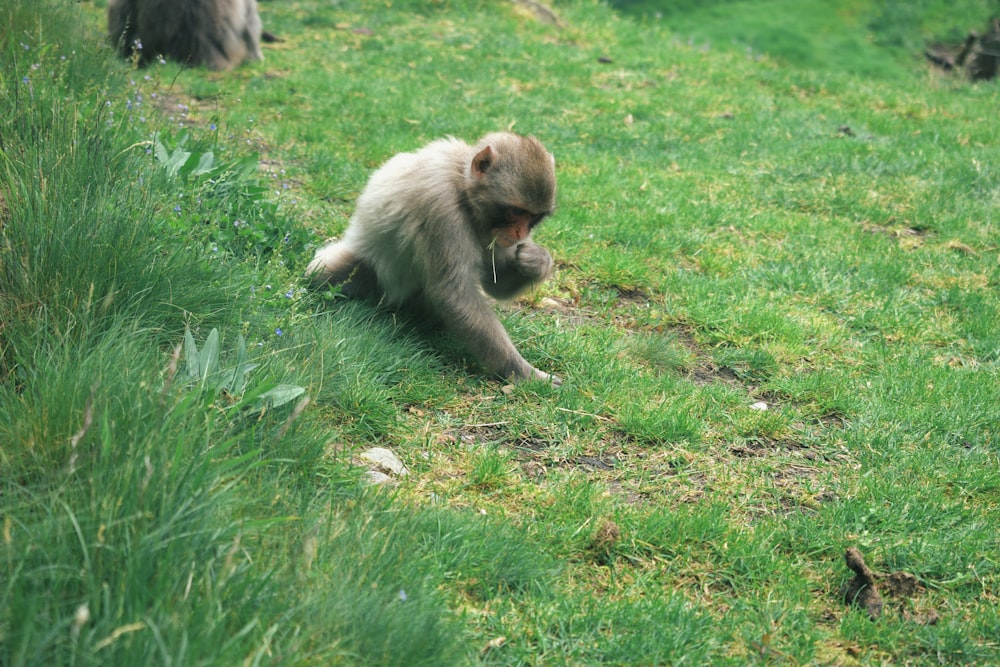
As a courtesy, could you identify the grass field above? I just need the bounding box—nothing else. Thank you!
[2,0,998,664]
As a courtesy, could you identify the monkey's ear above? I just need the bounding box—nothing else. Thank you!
[471,145,495,178]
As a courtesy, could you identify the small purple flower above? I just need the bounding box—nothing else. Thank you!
[210,123,217,131]
[275,328,283,337]
[173,205,181,213]
[22,76,29,84]
[284,289,294,299]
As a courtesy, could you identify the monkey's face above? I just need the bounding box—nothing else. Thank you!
[469,133,557,248]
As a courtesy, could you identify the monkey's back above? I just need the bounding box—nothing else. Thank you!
[345,138,484,305]
[108,0,262,71]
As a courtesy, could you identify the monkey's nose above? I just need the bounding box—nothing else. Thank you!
[494,234,518,249]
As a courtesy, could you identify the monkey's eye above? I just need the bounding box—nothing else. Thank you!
[501,206,548,229]
[528,212,548,228]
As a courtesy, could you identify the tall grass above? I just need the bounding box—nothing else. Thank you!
[0,3,232,365]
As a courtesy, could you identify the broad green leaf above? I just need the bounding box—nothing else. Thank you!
[199,328,221,384]
[260,384,306,408]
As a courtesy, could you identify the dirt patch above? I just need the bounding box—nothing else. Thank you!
[859,219,932,251]
[841,547,938,624]
[604,480,650,505]
[612,285,651,304]
[817,411,847,429]
[530,296,603,328]
[690,361,741,386]
[585,518,620,565]
[653,324,743,387]
[885,571,923,598]
[148,90,216,131]
[567,454,617,471]
[445,420,625,479]
[729,437,807,458]
[512,441,622,474]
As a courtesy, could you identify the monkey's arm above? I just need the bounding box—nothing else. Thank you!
[482,242,553,301]
[425,269,559,385]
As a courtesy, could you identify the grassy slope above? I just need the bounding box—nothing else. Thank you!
[3,0,999,664]
[608,0,998,80]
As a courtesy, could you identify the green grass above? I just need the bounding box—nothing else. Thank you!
[3,0,999,664]
[608,0,997,80]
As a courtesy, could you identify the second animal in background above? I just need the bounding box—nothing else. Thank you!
[108,0,263,71]
[307,132,562,386]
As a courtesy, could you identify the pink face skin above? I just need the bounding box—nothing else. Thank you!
[493,206,546,248]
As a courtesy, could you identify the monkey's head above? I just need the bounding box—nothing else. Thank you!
[467,133,556,248]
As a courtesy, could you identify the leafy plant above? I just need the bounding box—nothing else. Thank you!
[183,327,306,411]
[153,130,313,263]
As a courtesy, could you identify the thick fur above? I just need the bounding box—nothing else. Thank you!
[307,133,559,383]
[108,0,263,71]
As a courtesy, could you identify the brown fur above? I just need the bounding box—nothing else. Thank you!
[108,0,263,71]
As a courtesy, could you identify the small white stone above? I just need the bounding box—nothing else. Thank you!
[750,401,768,411]
[364,470,392,485]
[359,447,408,476]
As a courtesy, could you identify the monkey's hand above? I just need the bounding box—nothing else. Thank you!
[532,367,563,387]
[514,243,554,281]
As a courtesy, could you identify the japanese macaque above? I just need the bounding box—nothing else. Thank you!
[108,0,263,71]
[307,133,561,385]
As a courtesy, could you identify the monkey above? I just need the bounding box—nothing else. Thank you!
[306,132,562,385]
[108,0,263,71]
